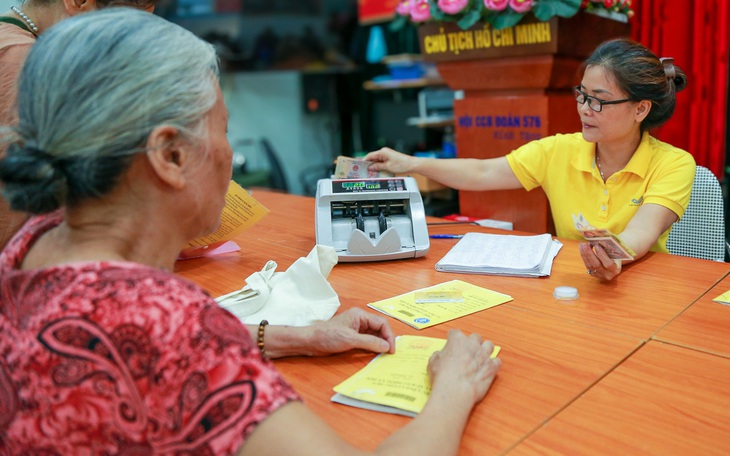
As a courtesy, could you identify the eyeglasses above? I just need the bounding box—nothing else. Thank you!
[573,86,633,112]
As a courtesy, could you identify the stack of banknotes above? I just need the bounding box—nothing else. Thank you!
[333,156,394,179]
[572,213,635,260]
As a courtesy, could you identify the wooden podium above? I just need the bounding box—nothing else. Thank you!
[418,12,630,233]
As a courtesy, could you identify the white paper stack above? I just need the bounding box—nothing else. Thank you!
[435,232,562,277]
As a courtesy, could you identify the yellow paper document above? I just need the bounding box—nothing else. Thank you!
[367,280,512,330]
[186,181,269,248]
[712,290,730,306]
[332,335,500,417]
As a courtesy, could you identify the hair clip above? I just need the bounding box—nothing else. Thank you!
[660,57,676,80]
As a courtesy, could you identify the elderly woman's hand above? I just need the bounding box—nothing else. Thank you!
[303,308,396,356]
[428,330,501,405]
[579,242,622,281]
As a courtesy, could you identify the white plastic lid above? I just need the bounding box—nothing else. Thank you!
[553,286,579,300]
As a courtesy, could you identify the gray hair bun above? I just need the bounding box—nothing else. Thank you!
[0,143,67,213]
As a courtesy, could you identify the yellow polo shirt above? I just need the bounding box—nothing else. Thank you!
[506,132,695,253]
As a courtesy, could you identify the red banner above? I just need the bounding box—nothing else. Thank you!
[631,0,728,178]
[358,0,399,24]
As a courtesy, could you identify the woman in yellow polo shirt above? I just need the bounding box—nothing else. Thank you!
[364,38,694,281]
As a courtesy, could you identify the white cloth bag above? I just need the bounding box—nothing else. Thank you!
[215,245,341,326]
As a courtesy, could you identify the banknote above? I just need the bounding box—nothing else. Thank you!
[333,156,394,179]
[583,236,635,261]
[571,213,635,260]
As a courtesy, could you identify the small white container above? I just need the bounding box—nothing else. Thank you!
[553,286,579,301]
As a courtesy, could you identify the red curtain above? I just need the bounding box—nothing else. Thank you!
[630,0,729,178]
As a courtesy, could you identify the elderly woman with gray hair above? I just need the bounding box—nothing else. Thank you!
[0,8,501,455]
[0,0,158,249]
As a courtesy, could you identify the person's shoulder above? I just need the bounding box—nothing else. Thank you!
[99,263,211,306]
[87,264,239,343]
[524,132,587,154]
[535,132,585,146]
[0,211,63,269]
[647,135,695,165]
[0,24,35,53]
[553,132,586,143]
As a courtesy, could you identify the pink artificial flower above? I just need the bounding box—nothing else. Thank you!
[438,0,469,15]
[410,0,432,22]
[395,0,413,16]
[484,0,509,11]
[509,0,533,13]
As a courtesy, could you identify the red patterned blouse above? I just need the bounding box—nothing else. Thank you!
[0,211,300,455]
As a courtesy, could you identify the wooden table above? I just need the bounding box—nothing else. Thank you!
[513,341,730,455]
[176,190,730,455]
[654,274,730,359]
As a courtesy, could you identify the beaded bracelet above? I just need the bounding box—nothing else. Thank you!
[257,320,269,358]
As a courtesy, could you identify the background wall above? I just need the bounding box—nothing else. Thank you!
[0,0,423,197]
[161,1,366,196]
[221,71,340,196]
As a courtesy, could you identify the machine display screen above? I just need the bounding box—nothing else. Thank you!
[333,179,406,193]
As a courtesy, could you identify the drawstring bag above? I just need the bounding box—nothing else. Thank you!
[215,245,340,326]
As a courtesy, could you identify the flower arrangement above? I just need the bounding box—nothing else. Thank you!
[392,0,634,31]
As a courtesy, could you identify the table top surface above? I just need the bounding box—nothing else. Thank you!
[513,341,730,456]
[176,189,730,455]
[654,273,730,359]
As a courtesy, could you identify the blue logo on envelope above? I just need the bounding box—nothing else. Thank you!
[414,318,430,324]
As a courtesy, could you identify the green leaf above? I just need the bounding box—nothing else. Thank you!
[388,14,409,32]
[457,9,482,30]
[480,9,496,22]
[533,0,581,21]
[489,10,525,30]
[430,2,447,21]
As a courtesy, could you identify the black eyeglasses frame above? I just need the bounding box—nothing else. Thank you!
[573,86,634,113]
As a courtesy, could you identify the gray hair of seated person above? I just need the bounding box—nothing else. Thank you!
[0,8,219,214]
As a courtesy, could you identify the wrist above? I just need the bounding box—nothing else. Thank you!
[257,320,269,358]
[410,156,427,174]
[427,377,476,414]
[434,374,475,398]
[256,324,313,359]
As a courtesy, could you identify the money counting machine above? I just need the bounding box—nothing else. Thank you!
[315,177,429,262]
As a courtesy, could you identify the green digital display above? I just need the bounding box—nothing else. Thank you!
[332,178,405,193]
[341,181,366,189]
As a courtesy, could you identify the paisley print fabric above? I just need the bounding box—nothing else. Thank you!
[0,212,300,455]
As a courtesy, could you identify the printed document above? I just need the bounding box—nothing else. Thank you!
[435,232,562,277]
[367,279,512,330]
[186,181,269,248]
[332,335,500,417]
[712,290,730,306]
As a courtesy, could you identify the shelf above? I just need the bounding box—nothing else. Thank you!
[406,116,454,128]
[363,77,445,91]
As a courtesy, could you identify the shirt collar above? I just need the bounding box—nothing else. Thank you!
[572,131,652,178]
[622,131,652,179]
[572,138,597,173]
